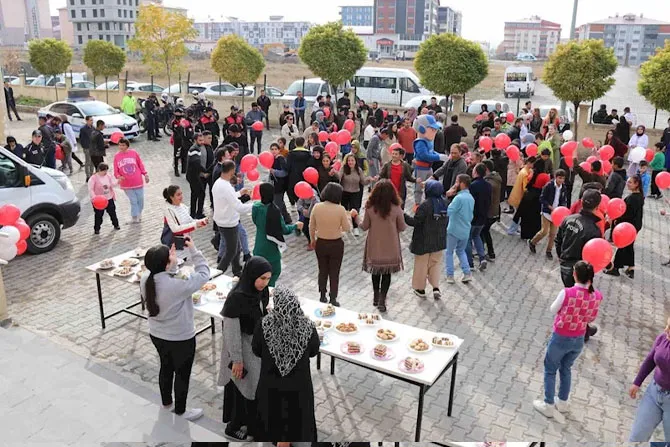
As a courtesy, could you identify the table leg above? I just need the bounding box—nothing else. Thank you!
[210,317,215,334]
[96,273,105,329]
[415,384,426,441]
[316,352,321,370]
[448,352,458,417]
[330,356,335,375]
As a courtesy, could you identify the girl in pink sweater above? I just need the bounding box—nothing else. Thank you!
[87,163,120,234]
[113,138,149,223]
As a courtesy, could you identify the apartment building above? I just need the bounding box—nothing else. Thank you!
[0,0,52,46]
[340,6,374,27]
[437,6,462,36]
[502,16,561,58]
[194,16,311,50]
[66,0,138,48]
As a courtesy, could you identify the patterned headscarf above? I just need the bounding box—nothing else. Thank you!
[261,286,314,377]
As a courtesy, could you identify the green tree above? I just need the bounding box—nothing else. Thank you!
[543,39,617,138]
[211,35,265,109]
[83,40,126,103]
[298,22,366,98]
[128,4,197,92]
[638,41,670,113]
[28,38,73,100]
[415,34,488,107]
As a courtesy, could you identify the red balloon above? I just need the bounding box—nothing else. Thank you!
[251,121,264,132]
[336,129,351,146]
[645,148,654,163]
[14,219,30,240]
[333,161,342,171]
[329,131,338,142]
[318,131,329,143]
[55,145,64,160]
[601,159,612,174]
[16,239,27,256]
[92,195,109,211]
[246,169,260,181]
[561,141,578,157]
[564,156,574,168]
[0,204,21,226]
[598,145,614,161]
[344,119,355,132]
[506,145,520,162]
[252,183,261,200]
[325,142,339,159]
[582,137,595,148]
[607,198,627,220]
[579,162,592,173]
[656,171,670,189]
[240,154,258,173]
[551,206,571,227]
[388,142,403,154]
[332,123,338,132]
[303,167,319,186]
[479,136,493,152]
[525,143,538,157]
[612,222,637,248]
[110,131,124,144]
[258,151,274,170]
[294,181,314,199]
[494,133,511,150]
[506,112,515,123]
[586,156,598,164]
[582,238,613,272]
[598,194,610,213]
[323,107,331,118]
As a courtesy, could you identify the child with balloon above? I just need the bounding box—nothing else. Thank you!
[88,163,120,234]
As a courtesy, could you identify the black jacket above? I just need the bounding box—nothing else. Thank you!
[372,108,384,127]
[444,123,467,148]
[257,95,271,112]
[222,134,249,159]
[555,211,602,266]
[195,116,221,148]
[270,155,288,193]
[405,201,447,255]
[79,124,93,149]
[380,160,416,200]
[21,142,45,165]
[4,86,16,105]
[90,129,107,157]
[491,151,509,188]
[592,109,609,124]
[186,143,214,181]
[469,177,492,226]
[433,157,467,191]
[574,159,606,188]
[336,97,351,112]
[287,148,312,191]
[616,192,644,232]
[559,157,576,185]
[506,125,521,143]
[604,169,627,199]
[540,181,568,214]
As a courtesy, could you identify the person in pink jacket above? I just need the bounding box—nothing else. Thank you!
[87,163,120,234]
[113,138,149,223]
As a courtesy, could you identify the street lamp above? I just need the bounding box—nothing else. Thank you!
[561,0,579,117]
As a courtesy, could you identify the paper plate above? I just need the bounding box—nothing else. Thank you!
[398,358,425,374]
[340,342,365,355]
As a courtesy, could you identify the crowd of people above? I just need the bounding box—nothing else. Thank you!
[5,90,670,443]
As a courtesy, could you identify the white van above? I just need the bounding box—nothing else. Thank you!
[0,148,81,254]
[351,67,430,107]
[283,78,342,104]
[504,66,536,98]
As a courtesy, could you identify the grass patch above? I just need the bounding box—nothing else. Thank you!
[15,96,51,107]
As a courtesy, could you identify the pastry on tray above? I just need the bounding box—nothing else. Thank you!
[409,338,430,352]
[112,266,134,277]
[373,344,387,358]
[200,283,217,292]
[336,322,357,333]
[432,335,455,347]
[376,328,396,341]
[403,357,423,372]
[320,304,336,317]
[98,259,115,269]
[346,341,361,354]
[119,258,140,267]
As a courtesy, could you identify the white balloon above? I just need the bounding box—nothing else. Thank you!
[630,146,646,163]
[0,243,17,262]
[562,130,574,141]
[0,226,20,245]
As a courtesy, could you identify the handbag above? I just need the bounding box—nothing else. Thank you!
[160,209,180,246]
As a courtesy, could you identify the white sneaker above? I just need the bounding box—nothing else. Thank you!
[533,400,555,418]
[180,408,203,421]
[446,276,455,284]
[461,273,473,283]
[353,228,360,237]
[555,399,569,413]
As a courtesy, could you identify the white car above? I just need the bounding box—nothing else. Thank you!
[56,81,96,89]
[403,95,449,111]
[11,77,36,85]
[200,81,254,97]
[128,82,165,93]
[95,80,138,90]
[163,83,208,95]
[466,100,511,115]
[37,100,140,140]
[537,104,575,123]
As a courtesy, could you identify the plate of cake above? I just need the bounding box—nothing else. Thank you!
[120,258,140,267]
[357,312,382,326]
[335,322,358,334]
[340,341,364,355]
[312,319,333,331]
[431,334,456,348]
[98,259,115,270]
[408,338,432,353]
[200,283,217,292]
[314,304,336,318]
[371,344,395,361]
[375,328,397,342]
[398,357,424,374]
[112,266,135,277]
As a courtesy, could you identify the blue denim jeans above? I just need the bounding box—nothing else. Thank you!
[629,381,670,442]
[124,187,144,218]
[543,332,584,405]
[466,224,485,267]
[445,234,471,276]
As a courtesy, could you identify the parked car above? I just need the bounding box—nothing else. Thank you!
[233,87,255,97]
[128,83,165,93]
[10,77,36,85]
[200,81,254,97]
[3,76,18,84]
[403,95,448,111]
[283,77,344,103]
[264,86,284,97]
[38,99,140,140]
[0,147,81,254]
[466,100,511,115]
[31,73,87,87]
[56,81,96,89]
[351,67,431,107]
[538,104,575,123]
[95,81,139,91]
[163,83,208,95]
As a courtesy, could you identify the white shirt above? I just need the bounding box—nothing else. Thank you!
[542,181,562,221]
[364,124,376,142]
[550,283,588,314]
[212,177,253,228]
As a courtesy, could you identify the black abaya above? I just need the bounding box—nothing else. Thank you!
[518,187,542,240]
[612,191,644,268]
[252,323,320,442]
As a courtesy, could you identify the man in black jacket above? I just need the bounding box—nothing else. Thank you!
[79,115,95,180]
[444,114,467,149]
[3,82,21,121]
[21,131,46,165]
[195,107,220,149]
[468,163,492,271]
[506,117,522,142]
[433,144,468,193]
[90,120,108,170]
[144,93,159,141]
[186,133,213,219]
[604,156,626,199]
[256,90,271,129]
[592,104,608,124]
[221,124,249,159]
[371,102,384,128]
[336,92,351,114]
[529,169,567,258]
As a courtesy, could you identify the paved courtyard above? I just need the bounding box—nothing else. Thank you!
[2,112,670,443]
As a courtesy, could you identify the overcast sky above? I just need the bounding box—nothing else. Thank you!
[50,0,670,45]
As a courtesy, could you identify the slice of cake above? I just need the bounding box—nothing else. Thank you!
[404,357,420,371]
[347,342,361,354]
[374,344,387,358]
[321,305,335,317]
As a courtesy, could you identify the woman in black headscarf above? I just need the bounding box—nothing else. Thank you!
[252,286,320,442]
[217,256,273,441]
[252,182,302,287]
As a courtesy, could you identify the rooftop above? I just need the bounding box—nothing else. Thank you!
[507,15,561,28]
[583,13,670,26]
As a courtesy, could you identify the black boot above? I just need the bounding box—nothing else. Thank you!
[378,293,387,313]
[329,294,340,307]
[373,290,380,307]
[174,168,180,177]
[319,292,328,303]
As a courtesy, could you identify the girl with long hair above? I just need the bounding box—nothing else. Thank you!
[604,129,628,159]
[339,153,374,236]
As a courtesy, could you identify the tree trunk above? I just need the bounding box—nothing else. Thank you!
[54,81,58,101]
[241,84,245,111]
[105,76,109,104]
[572,101,580,140]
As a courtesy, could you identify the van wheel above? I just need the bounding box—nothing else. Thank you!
[26,213,61,254]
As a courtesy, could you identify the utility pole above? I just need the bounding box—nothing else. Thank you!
[561,0,579,117]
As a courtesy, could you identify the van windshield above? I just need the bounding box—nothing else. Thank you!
[506,73,528,82]
[285,81,321,97]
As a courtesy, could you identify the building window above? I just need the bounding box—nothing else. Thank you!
[70,0,74,4]
[93,9,97,17]
[118,9,121,17]
[80,0,84,4]
[130,10,133,18]
[98,23,102,30]
[78,36,83,44]
[81,9,86,17]
[88,35,92,40]
[105,22,109,30]
[101,9,104,16]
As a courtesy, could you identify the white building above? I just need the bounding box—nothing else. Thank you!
[66,0,138,49]
[194,16,312,50]
[0,0,53,46]
[437,6,462,36]
[502,16,562,59]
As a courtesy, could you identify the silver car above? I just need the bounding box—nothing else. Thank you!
[37,100,140,140]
